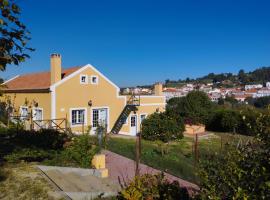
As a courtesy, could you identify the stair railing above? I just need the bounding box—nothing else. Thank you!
[127,94,140,106]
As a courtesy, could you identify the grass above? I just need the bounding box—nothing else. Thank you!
[0,162,64,200]
[107,132,251,183]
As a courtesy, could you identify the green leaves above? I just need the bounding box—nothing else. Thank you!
[197,111,270,200]
[141,112,184,143]
[166,91,214,125]
[0,0,34,71]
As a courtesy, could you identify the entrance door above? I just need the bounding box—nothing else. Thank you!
[130,115,137,136]
[92,108,108,134]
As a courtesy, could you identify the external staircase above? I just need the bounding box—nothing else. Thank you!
[110,95,140,134]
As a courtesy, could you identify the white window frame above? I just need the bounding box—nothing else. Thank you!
[90,106,110,133]
[140,113,148,125]
[19,106,28,119]
[69,107,87,127]
[32,107,43,121]
[122,116,128,125]
[80,74,88,84]
[90,75,99,85]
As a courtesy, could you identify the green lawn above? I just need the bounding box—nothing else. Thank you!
[107,133,251,184]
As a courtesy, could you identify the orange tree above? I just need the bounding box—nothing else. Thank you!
[197,110,270,199]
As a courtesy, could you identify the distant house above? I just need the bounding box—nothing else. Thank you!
[266,82,270,89]
[245,84,263,91]
[253,88,270,98]
[163,87,185,101]
[1,54,165,135]
[234,94,251,102]
[208,92,221,102]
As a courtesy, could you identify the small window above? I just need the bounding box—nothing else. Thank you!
[140,114,147,124]
[71,109,85,125]
[121,116,128,125]
[90,75,98,84]
[80,75,88,84]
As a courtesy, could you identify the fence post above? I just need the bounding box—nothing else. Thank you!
[65,114,68,133]
[30,109,33,130]
[135,132,141,177]
[194,133,198,167]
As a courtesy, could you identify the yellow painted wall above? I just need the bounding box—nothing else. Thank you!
[0,92,51,119]
[1,65,166,136]
[54,66,126,133]
[119,101,166,135]
[139,96,165,104]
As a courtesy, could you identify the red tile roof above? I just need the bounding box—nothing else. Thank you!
[3,66,81,91]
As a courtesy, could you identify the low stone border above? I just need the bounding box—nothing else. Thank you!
[37,165,104,178]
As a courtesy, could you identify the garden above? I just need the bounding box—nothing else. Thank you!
[0,92,269,199]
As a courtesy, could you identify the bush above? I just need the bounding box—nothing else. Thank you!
[63,134,99,168]
[141,112,184,142]
[4,148,54,163]
[118,173,190,200]
[13,129,69,150]
[237,108,260,136]
[197,111,270,199]
[206,109,240,133]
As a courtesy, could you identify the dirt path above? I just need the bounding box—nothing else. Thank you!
[104,150,199,192]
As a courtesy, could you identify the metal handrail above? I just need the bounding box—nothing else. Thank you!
[127,94,140,106]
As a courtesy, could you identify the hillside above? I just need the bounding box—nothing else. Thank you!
[165,66,270,87]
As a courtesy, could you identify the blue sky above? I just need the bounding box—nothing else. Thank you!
[1,0,270,87]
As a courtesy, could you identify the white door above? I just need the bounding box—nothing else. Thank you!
[130,115,137,136]
[92,108,108,134]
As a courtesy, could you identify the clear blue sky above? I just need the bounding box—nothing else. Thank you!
[1,0,270,87]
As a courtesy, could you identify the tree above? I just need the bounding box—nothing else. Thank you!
[253,96,270,108]
[0,0,34,70]
[166,91,214,125]
[141,112,184,143]
[197,111,270,200]
[207,109,240,133]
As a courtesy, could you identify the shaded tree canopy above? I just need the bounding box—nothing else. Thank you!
[141,112,184,142]
[166,91,214,125]
[0,0,34,71]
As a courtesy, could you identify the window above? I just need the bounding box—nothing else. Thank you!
[90,75,98,84]
[80,75,88,84]
[121,116,128,125]
[20,106,28,119]
[131,116,136,127]
[33,108,43,121]
[92,109,99,127]
[140,114,147,124]
[71,109,85,125]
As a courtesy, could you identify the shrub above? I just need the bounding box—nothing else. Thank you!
[4,148,54,163]
[206,109,240,133]
[237,108,260,136]
[118,173,190,200]
[197,111,270,199]
[13,129,69,150]
[141,112,184,142]
[64,134,100,168]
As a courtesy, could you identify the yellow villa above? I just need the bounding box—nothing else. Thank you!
[1,54,165,136]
